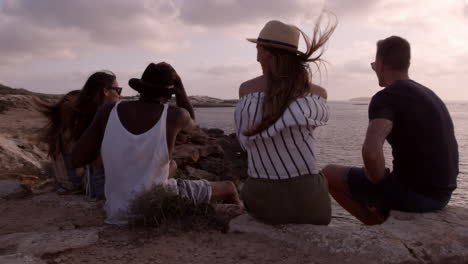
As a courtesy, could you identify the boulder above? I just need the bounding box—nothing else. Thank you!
[204,128,225,137]
[190,135,208,145]
[189,128,210,145]
[185,166,219,181]
[173,145,200,167]
[173,142,225,168]
[0,180,28,199]
[230,206,468,264]
[175,132,189,145]
[189,127,209,138]
[195,136,248,182]
[0,228,100,257]
[198,157,226,175]
[198,143,224,158]
[0,137,46,176]
[215,137,248,181]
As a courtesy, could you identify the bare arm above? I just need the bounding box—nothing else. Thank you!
[71,103,114,168]
[179,107,196,133]
[309,83,327,99]
[160,62,195,120]
[362,118,393,184]
[174,77,195,120]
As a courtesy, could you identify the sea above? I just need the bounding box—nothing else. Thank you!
[194,101,468,209]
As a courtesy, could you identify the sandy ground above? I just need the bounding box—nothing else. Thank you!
[0,107,356,264]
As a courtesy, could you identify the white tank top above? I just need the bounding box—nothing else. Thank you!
[101,101,176,225]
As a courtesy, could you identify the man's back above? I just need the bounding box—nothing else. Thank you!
[369,80,459,200]
[102,101,175,224]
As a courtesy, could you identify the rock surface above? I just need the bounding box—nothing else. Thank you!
[0,137,46,176]
[185,166,219,181]
[0,95,36,113]
[0,180,27,199]
[230,206,468,264]
[172,127,247,184]
[0,228,100,257]
[0,254,45,264]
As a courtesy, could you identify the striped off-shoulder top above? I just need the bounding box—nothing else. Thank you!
[234,92,329,180]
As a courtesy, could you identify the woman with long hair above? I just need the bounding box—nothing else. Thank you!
[234,14,337,225]
[38,71,121,197]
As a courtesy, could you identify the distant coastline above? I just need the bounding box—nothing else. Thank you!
[349,97,371,106]
[349,97,371,102]
[1,83,239,108]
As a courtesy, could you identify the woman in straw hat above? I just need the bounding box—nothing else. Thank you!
[234,14,337,225]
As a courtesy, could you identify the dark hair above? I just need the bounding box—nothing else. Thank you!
[38,71,116,157]
[376,36,411,72]
[244,12,337,136]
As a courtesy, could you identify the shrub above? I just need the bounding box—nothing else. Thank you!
[129,184,226,232]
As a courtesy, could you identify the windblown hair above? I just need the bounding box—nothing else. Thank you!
[376,36,411,72]
[38,71,116,157]
[243,13,337,136]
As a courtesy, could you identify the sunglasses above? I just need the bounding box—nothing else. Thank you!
[110,86,122,95]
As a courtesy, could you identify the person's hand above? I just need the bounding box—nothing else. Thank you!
[159,62,184,95]
[172,73,186,98]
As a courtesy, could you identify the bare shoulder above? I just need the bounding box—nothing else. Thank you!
[239,75,266,97]
[95,102,117,124]
[309,83,328,99]
[167,105,191,124]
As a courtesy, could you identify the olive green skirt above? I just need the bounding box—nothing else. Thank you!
[241,173,331,225]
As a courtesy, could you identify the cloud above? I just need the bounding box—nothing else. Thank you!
[179,0,323,27]
[0,0,188,66]
[464,3,468,17]
[194,64,255,77]
[324,0,382,17]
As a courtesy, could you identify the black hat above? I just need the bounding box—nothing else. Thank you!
[128,62,175,97]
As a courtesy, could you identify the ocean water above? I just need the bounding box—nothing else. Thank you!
[194,101,468,208]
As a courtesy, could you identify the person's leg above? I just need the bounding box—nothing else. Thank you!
[322,164,387,225]
[209,181,241,205]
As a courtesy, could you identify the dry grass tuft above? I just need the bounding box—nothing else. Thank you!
[129,184,227,232]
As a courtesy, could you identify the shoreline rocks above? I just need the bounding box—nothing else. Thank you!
[172,127,248,184]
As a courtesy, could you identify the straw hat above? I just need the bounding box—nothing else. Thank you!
[247,20,304,54]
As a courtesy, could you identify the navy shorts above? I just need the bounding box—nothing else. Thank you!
[344,167,449,213]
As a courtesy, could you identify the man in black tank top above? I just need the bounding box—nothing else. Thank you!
[322,36,459,225]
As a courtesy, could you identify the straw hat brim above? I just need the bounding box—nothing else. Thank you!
[247,38,305,55]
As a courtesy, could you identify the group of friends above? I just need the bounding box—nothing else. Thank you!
[39,15,458,226]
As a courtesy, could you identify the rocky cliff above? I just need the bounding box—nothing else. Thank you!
[0,93,467,264]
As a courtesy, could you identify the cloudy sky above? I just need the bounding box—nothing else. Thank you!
[0,0,467,100]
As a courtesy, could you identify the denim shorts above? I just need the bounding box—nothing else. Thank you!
[86,167,106,200]
[345,167,449,213]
